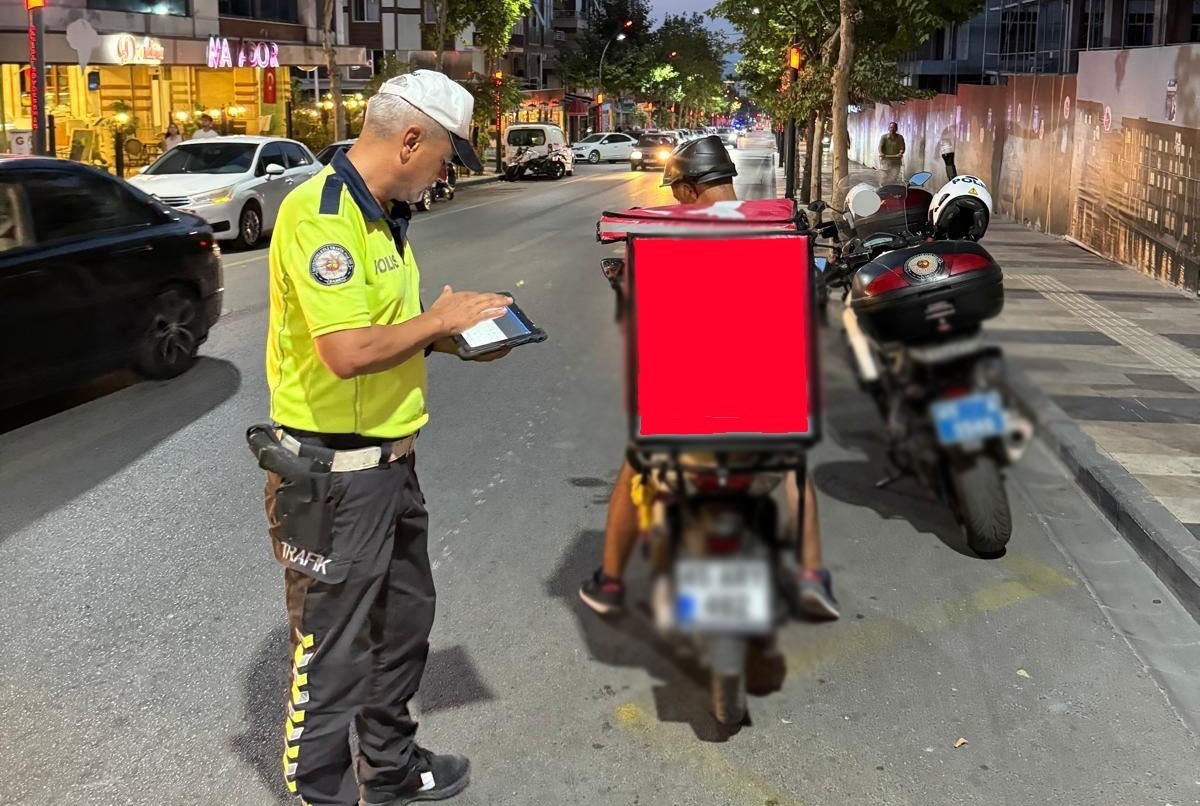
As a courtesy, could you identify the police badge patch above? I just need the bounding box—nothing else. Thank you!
[310,244,355,286]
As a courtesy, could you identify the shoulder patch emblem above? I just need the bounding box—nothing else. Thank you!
[310,244,355,286]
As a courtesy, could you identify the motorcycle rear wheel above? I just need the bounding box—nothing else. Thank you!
[711,672,747,728]
[951,455,1012,556]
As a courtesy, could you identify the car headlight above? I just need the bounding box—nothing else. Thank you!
[656,149,671,160]
[192,186,235,205]
[630,150,642,159]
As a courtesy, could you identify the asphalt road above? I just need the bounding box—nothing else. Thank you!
[2,158,1199,806]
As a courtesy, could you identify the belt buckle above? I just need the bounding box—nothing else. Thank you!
[331,446,383,472]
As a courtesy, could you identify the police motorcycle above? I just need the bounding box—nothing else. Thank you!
[432,161,457,202]
[597,199,818,729]
[502,144,570,181]
[812,170,1032,556]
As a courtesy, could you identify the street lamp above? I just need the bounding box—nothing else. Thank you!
[598,29,627,132]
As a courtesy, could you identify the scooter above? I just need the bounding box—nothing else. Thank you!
[814,172,1033,556]
[503,146,569,181]
[600,255,795,729]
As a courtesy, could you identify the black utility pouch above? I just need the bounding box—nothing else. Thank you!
[271,473,336,553]
[247,424,337,554]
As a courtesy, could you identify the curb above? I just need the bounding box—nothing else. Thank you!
[457,174,503,188]
[1007,366,1200,622]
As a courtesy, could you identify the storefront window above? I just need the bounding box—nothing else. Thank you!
[219,0,299,23]
[87,0,189,16]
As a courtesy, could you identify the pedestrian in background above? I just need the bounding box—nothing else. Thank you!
[161,122,183,151]
[259,70,510,806]
[878,121,905,184]
[192,114,219,139]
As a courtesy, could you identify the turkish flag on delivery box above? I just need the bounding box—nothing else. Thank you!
[596,198,821,450]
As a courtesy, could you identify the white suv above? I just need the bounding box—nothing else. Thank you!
[129,136,322,249]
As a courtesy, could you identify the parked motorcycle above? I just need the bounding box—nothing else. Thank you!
[432,161,457,202]
[814,171,1033,556]
[503,145,569,181]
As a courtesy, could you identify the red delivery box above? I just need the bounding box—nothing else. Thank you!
[597,198,821,451]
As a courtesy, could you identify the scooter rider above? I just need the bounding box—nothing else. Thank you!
[579,135,840,620]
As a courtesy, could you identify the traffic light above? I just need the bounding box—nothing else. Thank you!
[622,19,633,28]
[787,46,804,71]
[492,70,503,86]
[596,93,604,104]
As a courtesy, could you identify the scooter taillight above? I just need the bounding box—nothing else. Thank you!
[706,535,743,555]
[687,473,756,495]
[864,267,910,296]
[946,252,992,275]
[864,251,995,296]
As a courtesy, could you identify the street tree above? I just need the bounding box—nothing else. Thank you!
[467,0,533,72]
[319,0,345,140]
[556,0,656,97]
[715,0,982,202]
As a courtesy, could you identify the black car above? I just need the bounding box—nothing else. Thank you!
[0,157,223,409]
[629,134,678,171]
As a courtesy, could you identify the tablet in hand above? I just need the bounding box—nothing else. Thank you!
[454,295,546,359]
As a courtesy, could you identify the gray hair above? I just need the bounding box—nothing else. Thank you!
[363,92,443,141]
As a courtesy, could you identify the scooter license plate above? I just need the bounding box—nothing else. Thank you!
[675,559,772,633]
[931,391,1006,445]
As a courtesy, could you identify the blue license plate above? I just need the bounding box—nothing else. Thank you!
[931,392,1006,445]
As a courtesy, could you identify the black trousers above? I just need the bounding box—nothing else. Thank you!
[265,452,435,805]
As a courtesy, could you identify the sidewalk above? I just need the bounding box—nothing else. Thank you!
[782,157,1200,617]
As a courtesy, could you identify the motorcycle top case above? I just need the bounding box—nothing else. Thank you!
[849,240,1004,345]
[597,199,820,450]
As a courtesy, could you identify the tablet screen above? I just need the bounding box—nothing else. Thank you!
[460,307,531,349]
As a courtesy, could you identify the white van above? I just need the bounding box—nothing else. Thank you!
[504,124,575,175]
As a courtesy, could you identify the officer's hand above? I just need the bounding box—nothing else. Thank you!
[430,285,513,336]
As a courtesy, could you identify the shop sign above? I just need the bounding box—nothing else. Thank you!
[207,36,280,69]
[104,33,165,66]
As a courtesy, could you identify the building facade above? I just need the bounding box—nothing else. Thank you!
[2,0,365,166]
[901,0,1200,91]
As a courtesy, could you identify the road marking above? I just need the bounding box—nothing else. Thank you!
[1014,275,1200,390]
[783,554,1074,677]
[506,230,558,252]
[614,702,809,806]
[221,253,268,269]
[606,555,1071,805]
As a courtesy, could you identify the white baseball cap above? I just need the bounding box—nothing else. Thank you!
[378,69,482,172]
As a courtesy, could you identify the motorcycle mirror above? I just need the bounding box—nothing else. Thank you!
[808,200,828,213]
[601,257,625,281]
[908,171,932,187]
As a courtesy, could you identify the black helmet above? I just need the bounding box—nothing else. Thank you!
[661,135,738,187]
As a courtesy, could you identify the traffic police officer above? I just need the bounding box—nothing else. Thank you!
[261,70,511,806]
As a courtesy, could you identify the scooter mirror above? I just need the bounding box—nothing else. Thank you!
[908,171,932,187]
[601,257,625,281]
[808,200,828,213]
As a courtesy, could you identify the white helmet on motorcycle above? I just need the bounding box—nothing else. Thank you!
[930,175,992,241]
